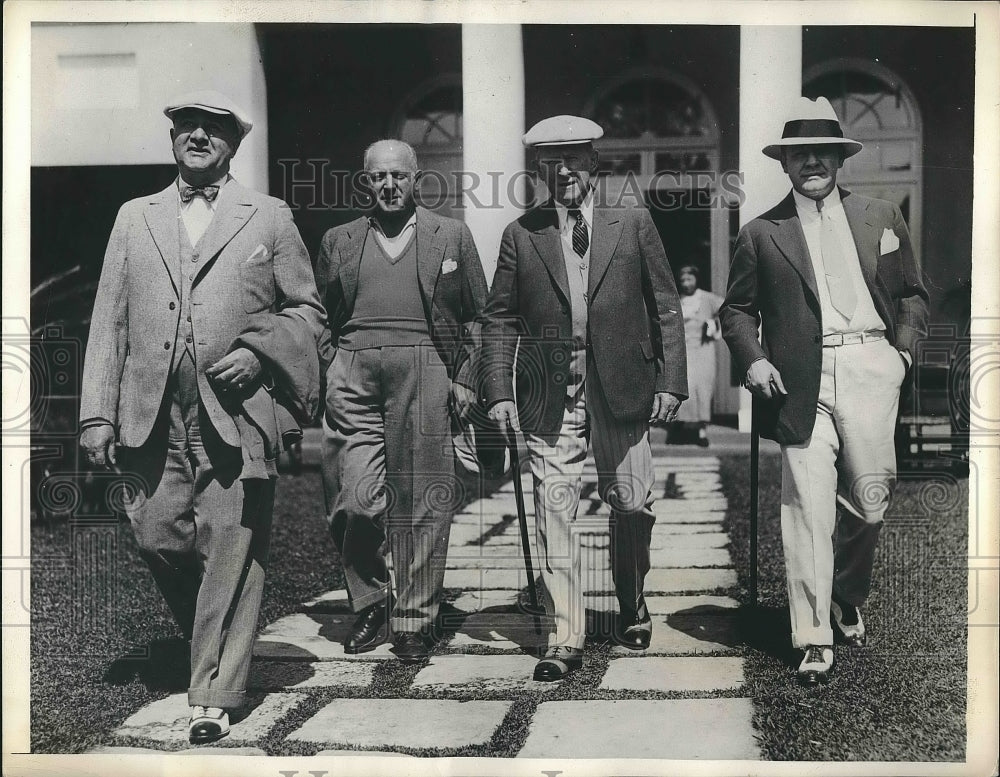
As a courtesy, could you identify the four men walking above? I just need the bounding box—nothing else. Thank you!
[80,90,926,734]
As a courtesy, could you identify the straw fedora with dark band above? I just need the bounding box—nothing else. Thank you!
[762,96,862,160]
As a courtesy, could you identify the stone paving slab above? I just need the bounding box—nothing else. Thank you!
[518,699,759,759]
[444,554,538,570]
[87,746,269,755]
[288,699,512,749]
[609,612,740,655]
[413,655,558,692]
[639,567,738,594]
[115,692,305,743]
[601,656,745,692]
[446,589,521,612]
[254,613,395,661]
[652,521,724,535]
[300,588,350,611]
[446,611,549,650]
[654,501,728,519]
[583,594,741,615]
[443,567,529,590]
[648,547,733,568]
[650,531,728,549]
[249,660,376,690]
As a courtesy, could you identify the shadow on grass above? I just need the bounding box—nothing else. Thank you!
[103,637,191,692]
[736,603,797,668]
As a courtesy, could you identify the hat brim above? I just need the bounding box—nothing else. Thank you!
[525,139,596,148]
[763,137,863,160]
[164,103,252,137]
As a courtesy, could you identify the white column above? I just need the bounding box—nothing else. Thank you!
[736,26,802,432]
[461,25,525,285]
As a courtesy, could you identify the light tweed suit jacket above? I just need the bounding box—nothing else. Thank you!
[80,179,325,450]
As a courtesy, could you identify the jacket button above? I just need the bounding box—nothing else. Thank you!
[185,336,192,343]
[187,315,191,322]
[169,301,176,310]
[163,342,170,350]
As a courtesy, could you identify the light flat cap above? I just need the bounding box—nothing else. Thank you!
[163,90,253,138]
[523,115,604,147]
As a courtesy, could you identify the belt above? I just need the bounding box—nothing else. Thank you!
[822,330,885,347]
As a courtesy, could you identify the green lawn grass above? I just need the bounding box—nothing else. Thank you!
[720,453,968,761]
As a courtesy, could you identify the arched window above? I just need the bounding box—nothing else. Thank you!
[585,69,720,178]
[804,59,923,263]
[390,75,462,216]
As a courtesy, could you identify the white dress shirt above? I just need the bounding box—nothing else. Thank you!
[369,212,418,259]
[179,174,230,246]
[792,188,884,336]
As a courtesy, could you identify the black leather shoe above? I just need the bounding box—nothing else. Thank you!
[831,596,867,647]
[533,646,583,681]
[796,645,834,687]
[391,631,429,663]
[344,599,392,654]
[615,600,653,650]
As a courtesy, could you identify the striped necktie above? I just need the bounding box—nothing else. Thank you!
[817,199,856,319]
[569,208,589,257]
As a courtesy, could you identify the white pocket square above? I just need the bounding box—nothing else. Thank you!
[441,259,458,274]
[879,228,900,255]
[245,244,268,264]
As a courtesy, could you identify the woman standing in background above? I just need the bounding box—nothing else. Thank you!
[671,265,724,446]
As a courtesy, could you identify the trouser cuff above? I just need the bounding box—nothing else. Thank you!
[391,616,434,633]
[188,688,245,709]
[350,586,392,613]
[791,626,834,650]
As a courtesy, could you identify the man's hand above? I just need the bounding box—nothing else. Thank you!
[206,347,262,392]
[450,383,477,423]
[650,392,682,424]
[744,358,788,400]
[487,400,520,443]
[81,424,117,469]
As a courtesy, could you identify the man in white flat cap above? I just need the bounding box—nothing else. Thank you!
[79,90,324,741]
[481,115,687,680]
[720,96,928,685]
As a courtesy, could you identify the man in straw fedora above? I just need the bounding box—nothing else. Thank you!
[481,115,687,681]
[720,96,928,685]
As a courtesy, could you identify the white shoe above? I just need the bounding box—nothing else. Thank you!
[189,705,230,744]
[831,599,867,646]
[796,645,834,686]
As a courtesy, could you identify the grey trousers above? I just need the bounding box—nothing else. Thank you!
[324,345,456,632]
[121,352,275,709]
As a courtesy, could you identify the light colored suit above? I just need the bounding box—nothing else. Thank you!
[481,201,687,648]
[81,178,323,708]
[721,187,929,648]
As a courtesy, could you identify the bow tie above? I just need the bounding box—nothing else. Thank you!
[179,185,220,203]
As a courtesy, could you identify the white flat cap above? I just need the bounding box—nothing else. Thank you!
[523,115,604,147]
[163,90,253,138]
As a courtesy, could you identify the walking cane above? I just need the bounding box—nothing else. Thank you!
[749,398,760,606]
[509,439,542,633]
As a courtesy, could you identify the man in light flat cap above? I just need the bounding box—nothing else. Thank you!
[79,90,324,741]
[720,96,928,686]
[481,115,688,680]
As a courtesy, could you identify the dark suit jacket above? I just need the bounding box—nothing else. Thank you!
[720,187,929,445]
[480,201,688,435]
[314,206,489,388]
[80,179,324,450]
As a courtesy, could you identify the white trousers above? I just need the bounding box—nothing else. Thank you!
[524,372,655,649]
[780,336,905,648]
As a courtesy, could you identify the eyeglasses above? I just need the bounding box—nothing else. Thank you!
[363,170,415,184]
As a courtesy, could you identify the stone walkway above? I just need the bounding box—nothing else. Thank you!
[93,450,761,759]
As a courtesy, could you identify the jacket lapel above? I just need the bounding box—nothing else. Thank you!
[143,184,182,298]
[840,187,878,285]
[587,206,624,300]
[416,208,445,308]
[767,192,820,304]
[191,180,257,286]
[528,205,570,303]
[338,217,369,309]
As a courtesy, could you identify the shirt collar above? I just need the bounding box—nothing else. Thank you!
[554,190,595,232]
[368,211,417,237]
[792,186,842,217]
[177,173,231,206]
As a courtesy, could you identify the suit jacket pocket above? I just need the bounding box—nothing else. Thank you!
[241,246,275,313]
[876,249,904,298]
